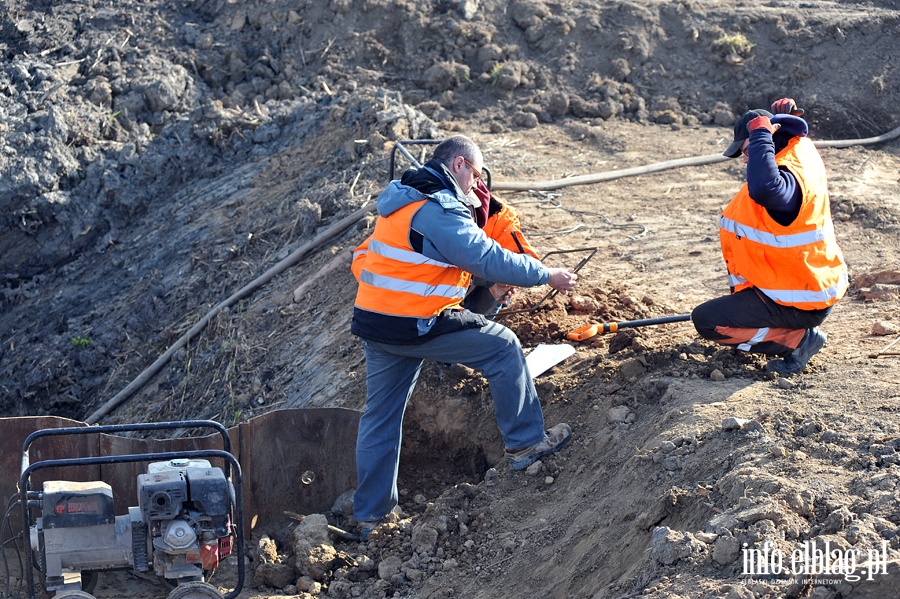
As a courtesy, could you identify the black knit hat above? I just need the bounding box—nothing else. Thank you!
[724,109,775,158]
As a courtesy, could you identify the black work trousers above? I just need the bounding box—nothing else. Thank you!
[692,287,832,356]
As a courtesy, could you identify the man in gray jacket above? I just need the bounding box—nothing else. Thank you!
[350,135,577,538]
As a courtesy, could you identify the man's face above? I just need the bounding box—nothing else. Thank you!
[740,139,750,165]
[453,154,483,194]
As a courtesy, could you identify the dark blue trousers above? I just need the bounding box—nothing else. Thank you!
[692,287,832,356]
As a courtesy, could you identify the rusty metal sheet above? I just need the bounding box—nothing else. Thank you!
[0,416,101,534]
[238,407,359,533]
[0,408,360,537]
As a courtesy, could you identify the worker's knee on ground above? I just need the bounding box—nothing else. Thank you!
[690,303,718,339]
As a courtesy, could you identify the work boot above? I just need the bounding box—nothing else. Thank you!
[356,519,382,541]
[355,505,403,541]
[506,423,572,471]
[765,327,827,375]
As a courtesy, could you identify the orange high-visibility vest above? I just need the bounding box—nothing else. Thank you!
[353,200,472,318]
[352,201,539,282]
[483,202,540,260]
[719,136,847,310]
[350,237,369,282]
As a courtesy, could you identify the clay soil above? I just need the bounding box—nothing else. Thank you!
[2,1,900,598]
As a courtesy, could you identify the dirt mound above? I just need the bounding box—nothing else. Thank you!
[2,0,899,421]
[2,1,900,598]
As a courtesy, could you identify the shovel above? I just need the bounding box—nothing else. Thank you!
[525,343,576,377]
[567,313,692,341]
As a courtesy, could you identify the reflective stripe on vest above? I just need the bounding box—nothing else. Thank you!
[719,217,835,249]
[728,274,748,288]
[359,270,468,301]
[367,238,456,270]
[756,271,849,306]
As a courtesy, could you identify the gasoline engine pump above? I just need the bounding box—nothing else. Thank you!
[15,420,245,599]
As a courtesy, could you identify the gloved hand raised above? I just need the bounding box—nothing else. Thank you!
[748,115,780,135]
[771,97,805,116]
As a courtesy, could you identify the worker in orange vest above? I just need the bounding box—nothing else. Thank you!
[350,177,539,315]
[691,99,848,375]
[350,136,577,539]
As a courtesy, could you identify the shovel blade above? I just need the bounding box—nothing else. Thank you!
[526,343,576,378]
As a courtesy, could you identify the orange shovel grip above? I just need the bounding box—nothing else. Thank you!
[566,322,619,341]
[566,324,599,341]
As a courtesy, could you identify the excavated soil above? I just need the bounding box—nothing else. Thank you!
[2,1,900,598]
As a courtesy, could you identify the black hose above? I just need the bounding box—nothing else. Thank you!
[2,493,24,599]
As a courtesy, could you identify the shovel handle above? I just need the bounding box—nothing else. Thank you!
[566,313,691,342]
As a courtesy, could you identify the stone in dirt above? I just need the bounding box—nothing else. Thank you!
[2,1,900,599]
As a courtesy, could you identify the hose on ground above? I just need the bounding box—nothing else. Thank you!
[490,124,900,192]
[83,203,376,424]
[83,123,899,423]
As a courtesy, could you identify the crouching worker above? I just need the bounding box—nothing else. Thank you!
[692,102,848,375]
[349,135,577,539]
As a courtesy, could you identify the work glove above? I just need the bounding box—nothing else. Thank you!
[747,115,780,135]
[771,97,805,116]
